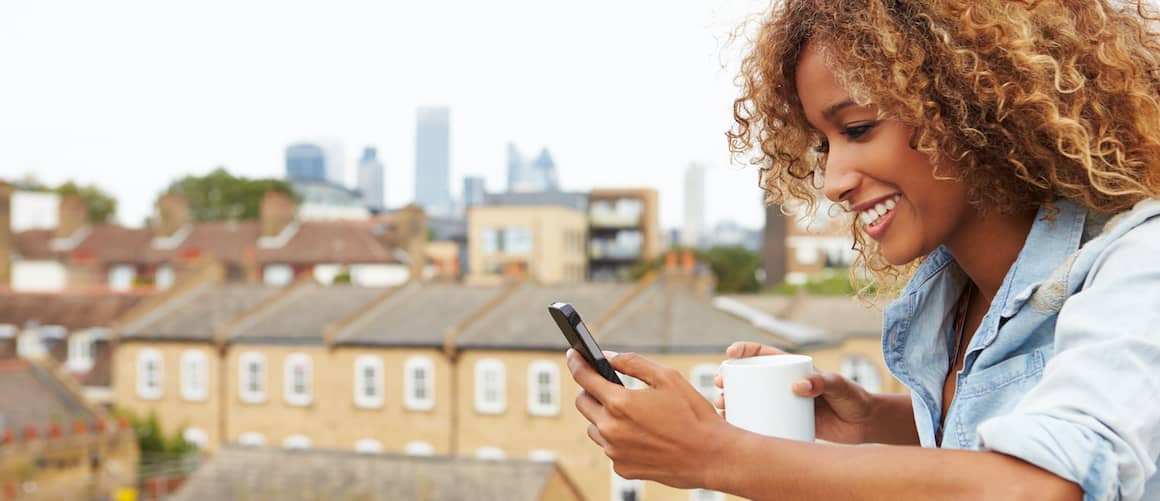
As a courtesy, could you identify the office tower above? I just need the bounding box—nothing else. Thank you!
[357,146,385,210]
[506,142,523,192]
[463,176,486,208]
[682,164,707,248]
[285,143,327,182]
[414,107,452,211]
[532,148,559,192]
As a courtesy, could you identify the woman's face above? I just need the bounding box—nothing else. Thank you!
[795,43,971,265]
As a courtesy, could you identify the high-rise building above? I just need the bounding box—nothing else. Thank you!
[285,143,327,182]
[358,146,385,211]
[414,107,452,212]
[463,176,486,208]
[682,164,706,248]
[532,148,559,192]
[321,139,346,186]
[505,142,523,192]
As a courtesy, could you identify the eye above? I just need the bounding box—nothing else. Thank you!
[841,122,877,140]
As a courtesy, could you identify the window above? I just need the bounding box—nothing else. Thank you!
[404,356,435,411]
[529,449,557,463]
[183,428,208,449]
[17,330,45,359]
[691,489,725,501]
[238,352,266,404]
[840,355,883,393]
[238,432,266,447]
[612,466,644,501]
[354,439,384,454]
[283,353,313,406]
[263,264,293,286]
[67,331,96,372]
[691,364,720,402]
[474,358,506,414]
[527,360,560,416]
[108,264,136,291]
[155,264,175,290]
[405,441,434,456]
[503,227,533,254]
[354,355,384,409]
[481,228,500,254]
[181,350,208,402]
[475,446,506,461]
[136,348,163,400]
[283,434,311,450]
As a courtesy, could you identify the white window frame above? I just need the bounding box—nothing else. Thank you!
[238,432,266,447]
[262,264,294,286]
[182,427,208,449]
[527,360,560,416]
[473,358,506,414]
[691,364,720,402]
[612,465,644,501]
[108,264,137,291]
[17,330,45,359]
[136,348,163,400]
[353,355,384,409]
[67,331,96,372]
[690,489,726,501]
[354,438,384,454]
[405,441,434,456]
[282,434,311,450]
[404,356,435,411]
[180,349,209,402]
[238,351,267,404]
[155,264,176,290]
[475,446,506,461]
[283,353,313,407]
[840,355,883,393]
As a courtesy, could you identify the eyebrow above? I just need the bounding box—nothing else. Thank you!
[822,99,857,121]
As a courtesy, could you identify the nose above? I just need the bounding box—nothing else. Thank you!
[821,148,861,204]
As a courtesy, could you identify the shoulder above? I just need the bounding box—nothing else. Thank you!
[1082,200,1160,284]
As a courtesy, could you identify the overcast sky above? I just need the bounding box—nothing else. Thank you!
[0,0,774,230]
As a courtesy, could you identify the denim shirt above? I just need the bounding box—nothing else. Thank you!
[882,198,1160,501]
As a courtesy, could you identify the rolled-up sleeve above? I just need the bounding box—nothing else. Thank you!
[977,219,1160,501]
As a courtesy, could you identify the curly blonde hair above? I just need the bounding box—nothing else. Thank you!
[730,0,1160,294]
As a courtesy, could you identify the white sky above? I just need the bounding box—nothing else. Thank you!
[0,0,773,230]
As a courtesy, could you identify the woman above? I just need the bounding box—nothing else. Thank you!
[566,0,1160,499]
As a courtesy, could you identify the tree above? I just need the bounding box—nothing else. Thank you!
[628,245,762,294]
[165,167,296,222]
[57,181,118,224]
[12,174,118,224]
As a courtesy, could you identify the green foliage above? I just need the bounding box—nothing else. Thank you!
[11,175,118,223]
[629,245,761,294]
[332,270,352,284]
[165,167,296,222]
[771,268,873,296]
[118,409,199,454]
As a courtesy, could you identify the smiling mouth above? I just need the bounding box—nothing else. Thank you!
[859,194,900,228]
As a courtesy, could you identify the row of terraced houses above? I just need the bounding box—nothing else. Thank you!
[110,258,895,501]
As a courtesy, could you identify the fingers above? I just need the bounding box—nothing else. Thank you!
[725,342,785,359]
[587,423,609,449]
[606,352,666,388]
[792,371,856,399]
[714,393,725,410]
[575,389,606,425]
[567,349,623,404]
[713,373,723,389]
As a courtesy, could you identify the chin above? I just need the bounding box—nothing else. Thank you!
[878,243,921,267]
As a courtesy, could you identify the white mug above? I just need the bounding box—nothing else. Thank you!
[720,354,815,441]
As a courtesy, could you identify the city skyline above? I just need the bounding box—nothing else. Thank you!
[0,0,772,230]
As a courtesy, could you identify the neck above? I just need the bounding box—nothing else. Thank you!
[943,207,1037,303]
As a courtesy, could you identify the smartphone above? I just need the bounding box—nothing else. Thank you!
[548,302,623,386]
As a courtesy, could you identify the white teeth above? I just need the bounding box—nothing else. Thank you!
[860,195,900,227]
[874,203,887,217]
[885,198,897,210]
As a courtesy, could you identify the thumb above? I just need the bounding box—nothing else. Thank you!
[792,371,858,400]
[606,352,664,387]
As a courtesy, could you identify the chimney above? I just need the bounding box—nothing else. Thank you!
[761,202,788,287]
[394,205,429,280]
[56,195,87,240]
[155,192,190,238]
[0,182,12,287]
[260,191,297,238]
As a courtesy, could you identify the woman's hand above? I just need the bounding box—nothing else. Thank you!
[566,349,736,489]
[713,341,877,444]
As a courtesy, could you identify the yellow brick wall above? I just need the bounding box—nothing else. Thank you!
[112,340,222,449]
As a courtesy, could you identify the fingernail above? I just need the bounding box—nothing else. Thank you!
[793,379,812,393]
[603,351,619,359]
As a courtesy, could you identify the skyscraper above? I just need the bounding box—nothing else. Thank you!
[414,107,451,212]
[532,148,559,192]
[358,146,385,211]
[505,142,523,192]
[285,143,327,182]
[682,164,706,248]
[321,139,346,186]
[463,176,486,208]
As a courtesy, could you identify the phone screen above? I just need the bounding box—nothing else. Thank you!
[549,302,623,385]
